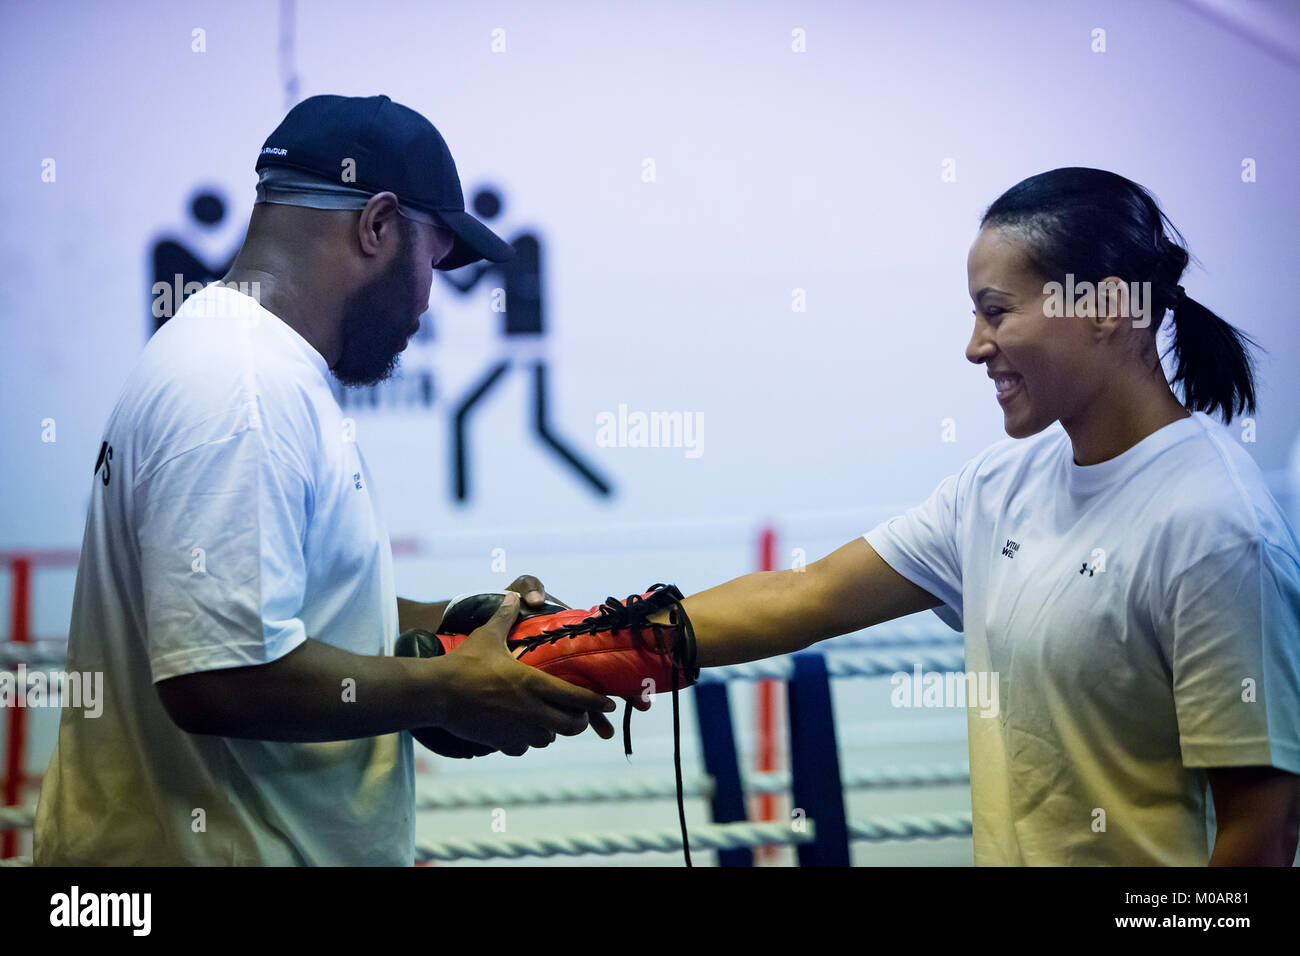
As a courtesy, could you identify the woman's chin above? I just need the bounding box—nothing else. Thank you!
[1002,408,1053,439]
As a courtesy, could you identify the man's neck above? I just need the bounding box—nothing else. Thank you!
[222,262,341,368]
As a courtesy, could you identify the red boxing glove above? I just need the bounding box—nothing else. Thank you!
[398,584,699,865]
[501,584,697,700]
[395,584,697,755]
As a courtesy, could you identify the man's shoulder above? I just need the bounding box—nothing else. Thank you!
[113,305,327,477]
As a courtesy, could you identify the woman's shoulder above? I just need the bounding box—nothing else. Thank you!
[959,423,1070,488]
[1144,413,1297,561]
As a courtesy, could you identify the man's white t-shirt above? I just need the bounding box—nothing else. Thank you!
[864,412,1300,865]
[35,283,414,865]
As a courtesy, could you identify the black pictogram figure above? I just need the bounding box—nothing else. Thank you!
[149,190,238,335]
[440,187,611,502]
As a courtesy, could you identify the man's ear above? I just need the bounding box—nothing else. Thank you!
[356,192,403,256]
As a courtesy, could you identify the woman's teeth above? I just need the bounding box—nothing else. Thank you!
[993,373,1022,395]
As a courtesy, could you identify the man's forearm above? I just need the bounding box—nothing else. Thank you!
[1209,822,1298,866]
[156,638,447,742]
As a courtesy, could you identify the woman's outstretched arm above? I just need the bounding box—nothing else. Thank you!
[662,537,943,668]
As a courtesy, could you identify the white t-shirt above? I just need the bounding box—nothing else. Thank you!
[864,412,1300,865]
[35,283,414,865]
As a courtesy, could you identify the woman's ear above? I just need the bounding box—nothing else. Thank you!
[1097,275,1130,321]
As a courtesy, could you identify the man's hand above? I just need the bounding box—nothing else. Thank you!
[429,592,618,756]
[501,575,651,740]
[506,574,568,612]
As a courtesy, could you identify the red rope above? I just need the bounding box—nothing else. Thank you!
[755,527,780,861]
[3,557,32,858]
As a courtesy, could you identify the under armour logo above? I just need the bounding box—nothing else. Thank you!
[353,472,363,490]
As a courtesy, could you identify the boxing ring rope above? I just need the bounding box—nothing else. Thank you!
[409,813,974,863]
[415,821,815,862]
[698,649,967,684]
[0,761,971,835]
[1,536,971,866]
[398,761,972,810]
[0,805,35,831]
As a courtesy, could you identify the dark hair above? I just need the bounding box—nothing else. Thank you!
[981,167,1258,423]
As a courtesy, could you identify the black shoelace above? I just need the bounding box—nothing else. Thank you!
[512,584,693,866]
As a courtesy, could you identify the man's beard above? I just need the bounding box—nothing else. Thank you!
[332,240,420,388]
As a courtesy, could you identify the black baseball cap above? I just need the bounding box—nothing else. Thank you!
[255,94,514,271]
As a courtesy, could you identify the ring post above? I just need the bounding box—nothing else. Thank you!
[693,681,753,867]
[788,652,850,866]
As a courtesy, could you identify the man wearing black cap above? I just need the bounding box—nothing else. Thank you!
[34,95,617,865]
[239,93,519,387]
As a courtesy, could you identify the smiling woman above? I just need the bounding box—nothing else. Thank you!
[652,166,1300,866]
[967,167,1259,462]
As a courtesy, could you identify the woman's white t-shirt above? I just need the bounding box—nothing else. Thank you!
[865,412,1300,865]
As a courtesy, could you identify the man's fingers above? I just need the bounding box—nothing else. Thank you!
[526,726,558,749]
[535,704,591,738]
[507,575,546,608]
[467,591,520,644]
[588,709,615,739]
[528,670,615,715]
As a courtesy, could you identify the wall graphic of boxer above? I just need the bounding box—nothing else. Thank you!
[148,190,237,335]
[440,187,612,503]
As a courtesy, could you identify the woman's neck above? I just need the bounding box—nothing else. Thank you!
[1061,376,1191,466]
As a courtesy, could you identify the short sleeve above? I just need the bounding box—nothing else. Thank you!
[137,419,312,682]
[1169,539,1300,773]
[863,469,965,631]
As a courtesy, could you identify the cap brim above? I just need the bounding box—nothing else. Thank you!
[433,209,515,271]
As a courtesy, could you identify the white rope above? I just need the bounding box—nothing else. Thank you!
[0,642,69,668]
[698,649,966,684]
[412,810,974,861]
[414,820,813,862]
[416,776,712,809]
[829,627,962,649]
[412,762,971,810]
[0,810,974,864]
[0,805,35,831]
[850,812,973,842]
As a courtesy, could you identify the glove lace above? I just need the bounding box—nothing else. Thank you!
[514,583,694,866]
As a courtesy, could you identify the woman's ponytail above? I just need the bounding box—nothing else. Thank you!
[1166,291,1259,424]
